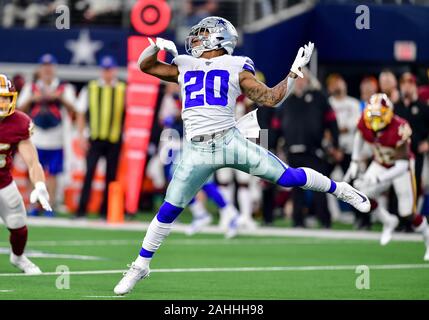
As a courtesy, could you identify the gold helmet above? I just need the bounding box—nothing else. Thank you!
[363,93,394,132]
[0,74,17,118]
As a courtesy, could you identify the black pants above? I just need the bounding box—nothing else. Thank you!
[77,140,122,217]
[415,153,424,197]
[262,181,276,224]
[287,153,331,228]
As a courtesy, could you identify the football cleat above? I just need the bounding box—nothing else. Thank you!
[219,207,239,239]
[225,223,238,239]
[186,214,213,236]
[114,263,150,295]
[237,216,258,231]
[44,210,56,218]
[335,182,371,213]
[380,215,399,246]
[219,205,239,231]
[424,247,429,262]
[424,248,429,262]
[224,213,239,239]
[10,253,42,275]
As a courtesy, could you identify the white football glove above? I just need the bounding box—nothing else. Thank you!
[30,182,52,212]
[149,37,178,57]
[343,161,359,183]
[290,41,314,78]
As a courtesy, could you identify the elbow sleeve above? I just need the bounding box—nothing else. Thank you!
[137,43,159,68]
[273,77,296,108]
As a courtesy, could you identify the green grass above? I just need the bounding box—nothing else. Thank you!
[0,225,428,300]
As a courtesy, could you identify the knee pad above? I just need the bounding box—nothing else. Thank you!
[216,168,233,185]
[0,183,26,229]
[5,213,27,229]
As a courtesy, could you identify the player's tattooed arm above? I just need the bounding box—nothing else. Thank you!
[239,70,298,107]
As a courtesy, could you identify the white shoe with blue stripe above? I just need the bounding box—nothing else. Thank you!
[336,182,371,213]
[114,263,150,295]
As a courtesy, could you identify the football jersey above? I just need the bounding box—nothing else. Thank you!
[0,111,33,189]
[357,115,413,167]
[173,54,256,140]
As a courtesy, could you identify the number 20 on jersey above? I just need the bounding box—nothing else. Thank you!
[184,70,230,108]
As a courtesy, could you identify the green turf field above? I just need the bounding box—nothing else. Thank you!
[0,225,428,300]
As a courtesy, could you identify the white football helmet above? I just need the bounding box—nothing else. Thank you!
[185,16,238,58]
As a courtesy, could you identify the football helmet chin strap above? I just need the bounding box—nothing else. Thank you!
[191,46,204,58]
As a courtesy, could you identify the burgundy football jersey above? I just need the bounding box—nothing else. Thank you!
[0,111,33,189]
[357,115,413,167]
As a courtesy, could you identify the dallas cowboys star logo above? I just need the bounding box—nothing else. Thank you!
[216,19,226,26]
[65,29,103,65]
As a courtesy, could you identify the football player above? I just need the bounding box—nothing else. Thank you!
[0,74,52,274]
[344,93,429,260]
[114,17,370,295]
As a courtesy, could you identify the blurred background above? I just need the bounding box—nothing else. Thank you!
[1,0,428,231]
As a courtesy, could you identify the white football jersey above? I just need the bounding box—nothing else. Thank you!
[172,54,256,140]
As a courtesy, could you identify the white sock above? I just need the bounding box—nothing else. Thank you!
[138,216,173,268]
[219,184,234,204]
[10,252,22,261]
[301,167,334,193]
[219,203,239,221]
[134,255,151,269]
[238,187,252,219]
[189,200,210,219]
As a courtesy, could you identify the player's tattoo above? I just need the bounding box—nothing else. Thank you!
[240,71,297,107]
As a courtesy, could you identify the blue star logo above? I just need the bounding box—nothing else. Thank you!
[216,19,226,26]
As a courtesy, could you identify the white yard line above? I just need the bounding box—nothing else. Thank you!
[2,217,421,242]
[0,290,14,292]
[0,248,104,260]
[0,239,137,247]
[0,238,379,248]
[83,295,125,298]
[0,263,428,277]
